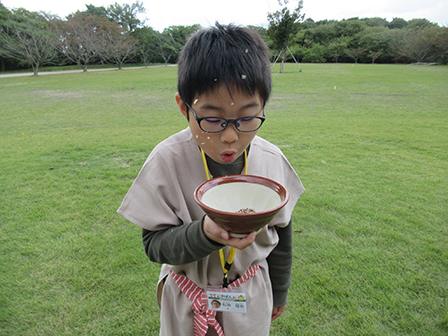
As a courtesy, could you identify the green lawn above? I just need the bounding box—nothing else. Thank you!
[1,63,447,335]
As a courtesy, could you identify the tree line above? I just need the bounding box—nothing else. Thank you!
[266,0,447,67]
[0,1,200,74]
[0,1,447,75]
[290,16,448,64]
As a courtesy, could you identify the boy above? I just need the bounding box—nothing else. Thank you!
[118,23,305,335]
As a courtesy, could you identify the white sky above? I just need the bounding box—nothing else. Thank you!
[1,0,447,31]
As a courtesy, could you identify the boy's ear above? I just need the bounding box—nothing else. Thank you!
[175,93,188,119]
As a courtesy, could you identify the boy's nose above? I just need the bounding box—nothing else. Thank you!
[220,124,239,143]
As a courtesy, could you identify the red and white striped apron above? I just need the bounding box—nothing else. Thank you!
[170,264,260,336]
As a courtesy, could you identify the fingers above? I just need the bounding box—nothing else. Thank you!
[203,216,227,242]
[220,229,230,241]
[271,305,287,321]
[203,216,257,249]
[226,231,256,250]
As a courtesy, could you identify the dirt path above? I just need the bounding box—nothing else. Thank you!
[0,65,174,78]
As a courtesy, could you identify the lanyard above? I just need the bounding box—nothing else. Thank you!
[200,148,247,287]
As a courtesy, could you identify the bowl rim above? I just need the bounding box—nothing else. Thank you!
[194,174,290,217]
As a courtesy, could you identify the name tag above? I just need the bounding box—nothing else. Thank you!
[206,288,247,313]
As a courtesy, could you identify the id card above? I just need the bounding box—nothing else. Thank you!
[206,288,247,313]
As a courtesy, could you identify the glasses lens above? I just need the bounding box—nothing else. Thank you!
[200,118,227,133]
[236,117,263,132]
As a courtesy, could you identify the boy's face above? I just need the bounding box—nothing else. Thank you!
[176,86,264,165]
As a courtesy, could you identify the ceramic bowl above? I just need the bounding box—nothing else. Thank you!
[194,175,289,236]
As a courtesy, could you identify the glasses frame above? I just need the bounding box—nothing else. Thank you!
[185,102,266,133]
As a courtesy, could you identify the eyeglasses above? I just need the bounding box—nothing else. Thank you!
[185,102,266,133]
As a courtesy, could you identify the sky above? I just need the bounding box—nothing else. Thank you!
[1,0,447,31]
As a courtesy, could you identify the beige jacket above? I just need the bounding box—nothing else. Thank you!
[118,128,305,335]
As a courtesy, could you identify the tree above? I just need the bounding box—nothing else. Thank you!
[157,31,177,66]
[368,50,383,63]
[387,17,408,29]
[52,13,108,71]
[83,4,108,19]
[75,2,145,33]
[302,43,327,63]
[0,9,58,75]
[162,25,201,62]
[267,0,305,72]
[433,27,448,64]
[301,18,317,30]
[335,19,367,37]
[328,38,349,62]
[357,26,392,63]
[132,26,161,65]
[407,18,436,30]
[388,28,409,63]
[164,25,200,48]
[98,21,136,69]
[362,17,388,27]
[399,27,439,63]
[106,1,145,32]
[345,47,366,63]
[0,3,12,71]
[302,22,337,46]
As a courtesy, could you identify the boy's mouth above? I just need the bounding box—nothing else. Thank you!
[220,150,236,163]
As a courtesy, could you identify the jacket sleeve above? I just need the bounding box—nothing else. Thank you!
[266,220,293,307]
[142,218,224,265]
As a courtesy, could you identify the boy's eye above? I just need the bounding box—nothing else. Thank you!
[239,117,254,122]
[200,118,227,132]
[204,118,222,123]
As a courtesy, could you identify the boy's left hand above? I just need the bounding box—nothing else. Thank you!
[271,305,287,321]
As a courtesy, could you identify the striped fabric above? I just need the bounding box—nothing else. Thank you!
[170,264,260,336]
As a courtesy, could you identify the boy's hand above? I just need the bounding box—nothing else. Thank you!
[271,305,287,321]
[203,216,258,250]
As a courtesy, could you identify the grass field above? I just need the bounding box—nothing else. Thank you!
[1,63,447,335]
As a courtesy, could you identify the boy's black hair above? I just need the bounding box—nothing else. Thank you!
[177,23,272,107]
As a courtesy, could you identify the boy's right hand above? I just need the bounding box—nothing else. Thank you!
[202,216,257,250]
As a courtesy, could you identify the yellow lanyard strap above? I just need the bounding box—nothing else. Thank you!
[219,247,236,288]
[200,148,211,180]
[201,148,247,287]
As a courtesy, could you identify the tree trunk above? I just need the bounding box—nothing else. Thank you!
[32,63,39,75]
[280,51,285,73]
